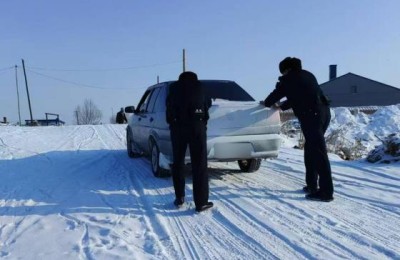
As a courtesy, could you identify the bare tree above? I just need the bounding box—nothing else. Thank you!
[74,99,103,125]
[109,115,116,124]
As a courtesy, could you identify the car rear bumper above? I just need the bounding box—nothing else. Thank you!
[207,134,281,161]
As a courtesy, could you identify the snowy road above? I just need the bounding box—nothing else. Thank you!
[0,125,399,259]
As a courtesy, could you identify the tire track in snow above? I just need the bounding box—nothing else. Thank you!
[230,160,400,258]
[122,159,175,259]
[209,171,331,259]
[267,153,400,217]
[72,127,149,258]
[87,125,174,259]
[117,156,236,259]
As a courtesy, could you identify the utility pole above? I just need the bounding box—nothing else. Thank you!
[157,75,159,84]
[15,65,22,126]
[22,59,33,125]
[75,110,80,125]
[182,48,186,72]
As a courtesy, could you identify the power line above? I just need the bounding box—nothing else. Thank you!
[0,66,14,72]
[26,60,181,72]
[27,69,143,90]
[0,70,12,76]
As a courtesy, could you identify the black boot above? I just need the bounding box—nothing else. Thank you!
[303,186,317,194]
[195,202,213,212]
[305,190,333,202]
[174,197,185,207]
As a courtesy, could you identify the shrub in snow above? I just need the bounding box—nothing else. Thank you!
[325,126,367,160]
[280,119,301,138]
[367,133,400,163]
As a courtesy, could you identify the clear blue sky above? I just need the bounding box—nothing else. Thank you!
[1,1,399,124]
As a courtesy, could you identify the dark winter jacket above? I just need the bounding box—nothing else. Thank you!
[116,111,127,124]
[264,69,330,120]
[166,81,211,126]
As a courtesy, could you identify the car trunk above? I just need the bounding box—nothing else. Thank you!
[207,100,281,137]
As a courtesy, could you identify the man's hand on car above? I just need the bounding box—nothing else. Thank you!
[271,103,281,110]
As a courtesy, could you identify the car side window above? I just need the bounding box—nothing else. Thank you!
[147,88,161,113]
[137,90,152,113]
[154,86,167,112]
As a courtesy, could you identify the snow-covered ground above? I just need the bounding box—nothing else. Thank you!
[0,113,399,259]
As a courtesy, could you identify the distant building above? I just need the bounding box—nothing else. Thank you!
[320,65,400,107]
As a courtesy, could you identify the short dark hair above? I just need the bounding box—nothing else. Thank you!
[279,57,292,74]
[178,71,198,82]
[279,57,302,73]
[291,57,302,70]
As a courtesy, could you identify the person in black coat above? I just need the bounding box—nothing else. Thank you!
[116,108,127,124]
[262,57,334,202]
[166,71,213,212]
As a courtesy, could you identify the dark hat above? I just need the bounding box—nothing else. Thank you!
[279,57,292,74]
[178,71,198,82]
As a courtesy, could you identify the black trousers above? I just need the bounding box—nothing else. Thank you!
[300,106,333,196]
[170,122,209,207]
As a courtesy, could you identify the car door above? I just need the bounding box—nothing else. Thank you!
[131,90,152,150]
[139,87,161,153]
[150,85,172,157]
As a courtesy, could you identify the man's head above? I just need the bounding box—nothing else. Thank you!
[120,107,124,112]
[279,57,302,74]
[291,57,302,70]
[178,71,199,84]
[279,57,292,74]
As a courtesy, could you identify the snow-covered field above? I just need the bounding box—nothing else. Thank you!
[0,122,399,259]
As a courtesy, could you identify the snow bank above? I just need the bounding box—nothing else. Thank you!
[282,104,400,162]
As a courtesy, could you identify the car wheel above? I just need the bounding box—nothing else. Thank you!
[238,159,262,173]
[149,139,169,177]
[126,129,141,158]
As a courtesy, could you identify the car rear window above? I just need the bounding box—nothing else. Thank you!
[201,81,255,101]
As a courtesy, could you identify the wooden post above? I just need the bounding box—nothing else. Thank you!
[15,65,22,125]
[182,49,186,72]
[22,59,33,124]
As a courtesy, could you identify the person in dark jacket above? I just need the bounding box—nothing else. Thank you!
[166,71,213,212]
[116,108,127,124]
[262,57,334,202]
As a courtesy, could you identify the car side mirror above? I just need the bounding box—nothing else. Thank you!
[125,106,135,113]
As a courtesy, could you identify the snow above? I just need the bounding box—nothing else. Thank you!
[1,106,400,259]
[328,104,400,148]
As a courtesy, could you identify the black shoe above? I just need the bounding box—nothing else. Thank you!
[305,191,334,202]
[303,186,317,194]
[173,197,185,207]
[195,202,214,212]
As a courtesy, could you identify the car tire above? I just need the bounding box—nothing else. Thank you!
[126,129,141,158]
[149,138,170,178]
[238,159,262,173]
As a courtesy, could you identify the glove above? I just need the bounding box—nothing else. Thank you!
[271,103,281,110]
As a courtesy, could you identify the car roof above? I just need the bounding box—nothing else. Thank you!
[147,80,236,90]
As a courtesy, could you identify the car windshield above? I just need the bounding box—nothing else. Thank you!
[201,81,255,101]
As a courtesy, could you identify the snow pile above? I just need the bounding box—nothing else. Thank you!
[282,105,400,162]
[329,104,400,144]
[327,105,400,161]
